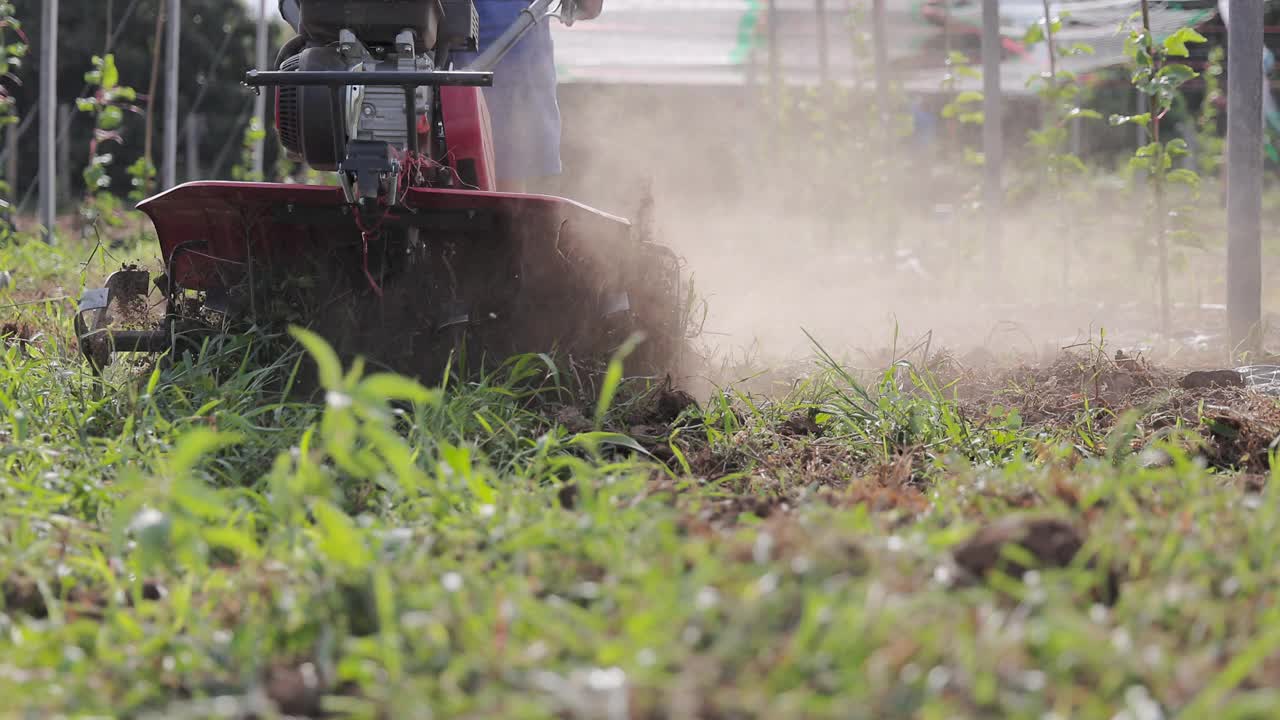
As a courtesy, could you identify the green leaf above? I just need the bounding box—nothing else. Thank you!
[1167,138,1190,158]
[1066,107,1103,121]
[311,500,371,571]
[1109,113,1151,128]
[1156,63,1198,90]
[1024,23,1044,46]
[173,477,230,520]
[289,326,343,390]
[1163,27,1207,58]
[357,373,440,405]
[568,431,651,456]
[202,526,262,560]
[99,105,124,131]
[1167,168,1201,186]
[168,428,244,477]
[1059,154,1087,174]
[101,54,119,89]
[595,334,642,427]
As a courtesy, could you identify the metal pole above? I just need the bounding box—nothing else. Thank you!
[815,0,829,86]
[981,0,1003,277]
[1227,0,1264,351]
[38,0,58,242]
[253,0,269,179]
[163,0,180,190]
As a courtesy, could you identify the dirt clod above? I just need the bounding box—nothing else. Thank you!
[1180,370,1245,390]
[264,661,324,718]
[557,482,579,510]
[2,576,47,618]
[779,411,822,437]
[1237,474,1268,493]
[0,322,35,350]
[953,516,1085,580]
[653,385,698,424]
[952,514,1120,603]
[555,406,592,434]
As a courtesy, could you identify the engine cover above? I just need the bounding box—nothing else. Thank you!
[296,0,442,45]
[276,42,433,172]
[276,47,348,170]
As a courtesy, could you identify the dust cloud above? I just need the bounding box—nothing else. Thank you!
[556,83,1245,382]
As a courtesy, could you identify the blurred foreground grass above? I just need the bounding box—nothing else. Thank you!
[1,234,1280,719]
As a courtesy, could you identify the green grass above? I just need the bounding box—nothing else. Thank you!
[3,234,1280,719]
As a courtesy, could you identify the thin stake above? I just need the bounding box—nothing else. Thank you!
[142,3,166,197]
[1040,0,1057,87]
[981,0,1003,279]
[1040,0,1066,288]
[1226,0,1264,351]
[1140,0,1170,336]
[253,0,269,179]
[38,0,58,242]
[163,0,181,190]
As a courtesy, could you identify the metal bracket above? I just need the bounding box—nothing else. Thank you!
[75,269,167,369]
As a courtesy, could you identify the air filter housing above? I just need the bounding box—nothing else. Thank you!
[273,47,348,171]
[296,0,442,45]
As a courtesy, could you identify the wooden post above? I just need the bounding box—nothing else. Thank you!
[39,0,58,242]
[1226,0,1264,351]
[253,0,269,179]
[981,0,1003,277]
[162,0,180,190]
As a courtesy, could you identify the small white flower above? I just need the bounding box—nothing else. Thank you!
[441,572,463,593]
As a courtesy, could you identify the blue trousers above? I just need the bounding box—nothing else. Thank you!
[453,0,563,182]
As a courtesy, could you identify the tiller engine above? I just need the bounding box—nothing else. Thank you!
[76,0,685,379]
